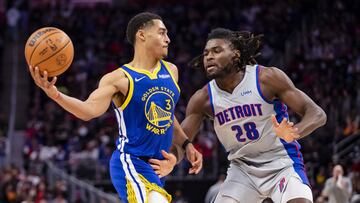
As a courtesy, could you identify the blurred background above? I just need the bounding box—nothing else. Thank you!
[0,0,359,202]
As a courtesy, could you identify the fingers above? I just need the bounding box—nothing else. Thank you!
[189,152,203,174]
[43,71,51,88]
[290,127,299,133]
[189,162,202,174]
[271,115,279,127]
[29,65,35,79]
[50,76,57,86]
[161,150,177,164]
[148,159,161,165]
[191,161,203,174]
[161,150,170,159]
[34,66,40,83]
[155,170,162,178]
[279,117,287,126]
[150,164,160,170]
[34,66,46,86]
[149,160,164,178]
[189,168,196,174]
[289,133,300,139]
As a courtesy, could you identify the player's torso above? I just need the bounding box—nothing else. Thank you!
[113,60,180,159]
[208,65,289,162]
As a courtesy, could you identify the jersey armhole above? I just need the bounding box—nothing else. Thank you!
[256,65,274,104]
[161,60,181,93]
[207,83,215,114]
[118,67,134,110]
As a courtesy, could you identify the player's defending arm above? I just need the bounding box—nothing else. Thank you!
[181,86,210,140]
[260,66,327,142]
[29,66,128,121]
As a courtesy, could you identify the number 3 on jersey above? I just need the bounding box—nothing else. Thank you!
[231,122,259,142]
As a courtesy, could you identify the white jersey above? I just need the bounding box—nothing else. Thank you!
[208,65,309,186]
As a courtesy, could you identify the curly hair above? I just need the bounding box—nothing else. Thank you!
[189,28,263,71]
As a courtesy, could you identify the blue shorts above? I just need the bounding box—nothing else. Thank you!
[109,150,171,203]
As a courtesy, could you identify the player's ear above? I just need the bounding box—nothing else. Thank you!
[233,50,241,62]
[234,50,241,60]
[137,29,146,42]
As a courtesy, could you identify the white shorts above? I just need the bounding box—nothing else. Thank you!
[214,162,313,203]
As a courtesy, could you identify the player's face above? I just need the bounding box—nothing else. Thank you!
[203,39,237,79]
[143,20,170,59]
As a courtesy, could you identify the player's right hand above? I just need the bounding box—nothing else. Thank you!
[271,114,300,143]
[149,150,177,178]
[29,66,59,100]
[185,143,203,174]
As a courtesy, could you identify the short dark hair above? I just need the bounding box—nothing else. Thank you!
[189,28,263,71]
[126,12,162,45]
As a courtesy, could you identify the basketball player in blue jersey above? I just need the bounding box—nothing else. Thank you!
[28,12,202,203]
[152,28,327,203]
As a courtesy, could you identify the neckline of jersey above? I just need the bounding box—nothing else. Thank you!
[213,67,249,96]
[123,60,162,79]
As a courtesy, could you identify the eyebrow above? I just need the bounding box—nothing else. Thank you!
[159,28,167,32]
[204,46,222,52]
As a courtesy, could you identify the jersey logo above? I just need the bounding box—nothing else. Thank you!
[142,86,176,135]
[241,90,252,96]
[279,177,286,193]
[146,102,172,126]
[135,76,146,82]
[159,74,171,79]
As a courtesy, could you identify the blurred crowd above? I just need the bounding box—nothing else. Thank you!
[0,164,70,203]
[0,0,359,202]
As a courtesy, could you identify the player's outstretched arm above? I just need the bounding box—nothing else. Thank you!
[29,66,128,121]
[150,117,203,178]
[261,67,327,140]
[181,86,211,140]
[173,86,211,166]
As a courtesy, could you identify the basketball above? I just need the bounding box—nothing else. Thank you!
[25,27,74,77]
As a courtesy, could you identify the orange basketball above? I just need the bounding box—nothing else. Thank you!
[25,27,74,77]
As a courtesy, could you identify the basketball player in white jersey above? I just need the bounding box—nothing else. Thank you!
[151,28,327,203]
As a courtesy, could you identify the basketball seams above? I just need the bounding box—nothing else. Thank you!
[35,41,73,77]
[33,40,71,69]
[28,31,62,65]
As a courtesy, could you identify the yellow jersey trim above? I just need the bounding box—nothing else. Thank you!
[123,62,161,80]
[138,174,172,203]
[162,60,181,93]
[120,68,134,110]
[126,177,138,203]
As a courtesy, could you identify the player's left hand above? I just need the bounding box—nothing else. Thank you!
[271,114,300,143]
[149,150,177,178]
[185,143,203,174]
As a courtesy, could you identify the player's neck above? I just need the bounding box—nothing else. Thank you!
[130,48,160,71]
[215,70,245,94]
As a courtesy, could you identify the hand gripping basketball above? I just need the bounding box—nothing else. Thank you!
[29,66,59,100]
[271,115,300,143]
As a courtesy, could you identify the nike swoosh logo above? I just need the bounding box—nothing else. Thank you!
[134,76,146,82]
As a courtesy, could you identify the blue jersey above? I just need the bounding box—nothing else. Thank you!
[112,60,180,160]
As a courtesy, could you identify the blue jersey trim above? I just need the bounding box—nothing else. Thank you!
[207,83,215,114]
[280,140,310,186]
[274,100,310,186]
[256,65,273,104]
